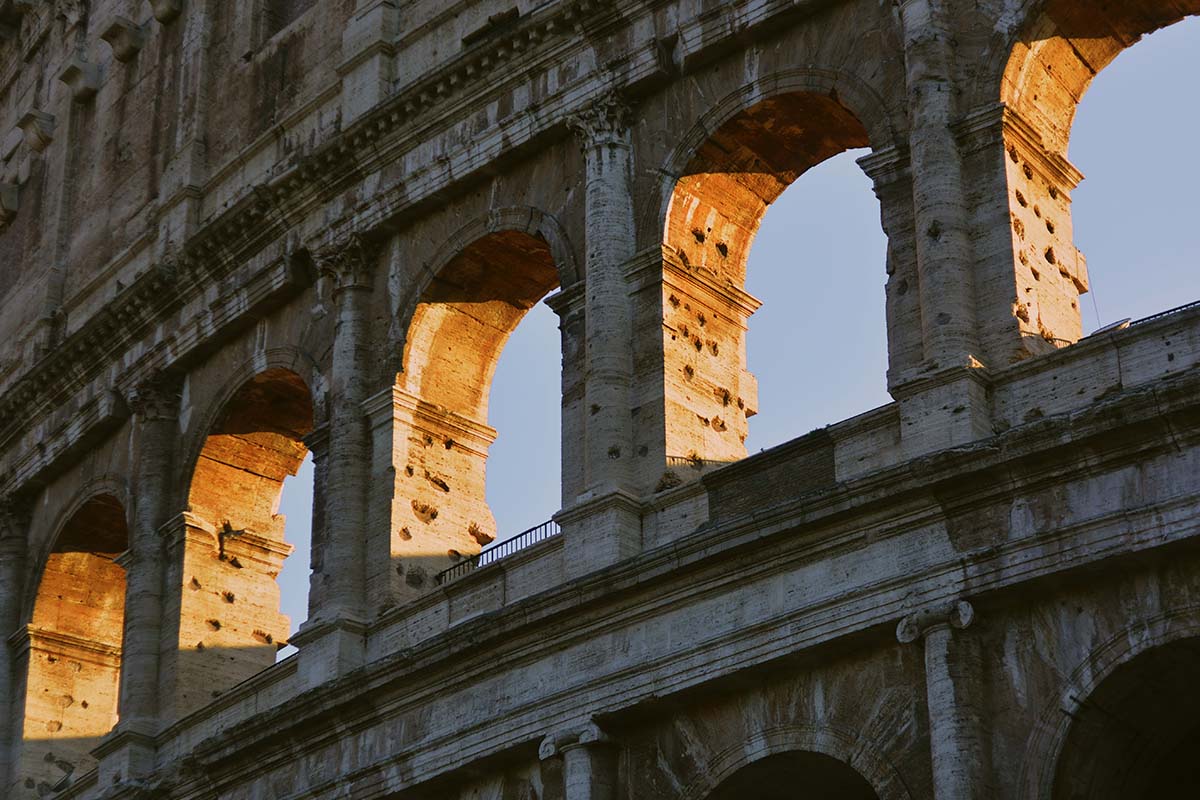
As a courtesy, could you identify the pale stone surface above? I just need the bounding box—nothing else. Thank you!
[0,1,1199,799]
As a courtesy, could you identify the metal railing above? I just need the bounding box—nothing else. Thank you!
[434,518,561,585]
[1129,299,1200,327]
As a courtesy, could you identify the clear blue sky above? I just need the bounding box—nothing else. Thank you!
[276,18,1200,646]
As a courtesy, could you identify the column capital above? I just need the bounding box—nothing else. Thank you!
[896,599,975,644]
[539,720,611,760]
[313,233,380,293]
[126,372,183,421]
[0,493,32,555]
[568,92,633,150]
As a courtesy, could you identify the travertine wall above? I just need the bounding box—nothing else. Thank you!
[0,1,1198,798]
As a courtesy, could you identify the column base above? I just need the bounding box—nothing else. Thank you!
[556,490,642,580]
[291,616,368,689]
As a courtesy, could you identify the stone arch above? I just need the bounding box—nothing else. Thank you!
[640,66,905,486]
[974,0,1200,361]
[384,219,565,595]
[1018,605,1200,799]
[679,724,913,800]
[177,346,325,505]
[13,487,131,797]
[169,363,316,718]
[652,66,903,245]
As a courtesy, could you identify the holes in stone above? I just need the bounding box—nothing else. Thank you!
[252,630,274,645]
[425,471,450,492]
[683,365,694,380]
[468,522,494,546]
[1023,164,1034,180]
[711,416,727,432]
[607,446,621,459]
[693,337,703,352]
[222,591,236,603]
[715,242,728,258]
[412,500,438,523]
[1033,205,1042,218]
[697,312,706,327]
[1008,146,1019,163]
[1012,216,1025,240]
[1044,247,1056,265]
[190,577,202,590]
[590,403,600,415]
[1019,250,1030,266]
[638,445,649,456]
[444,439,454,450]
[46,721,62,732]
[404,465,414,477]
[405,566,427,588]
[708,341,719,355]
[697,415,710,428]
[398,526,412,541]
[716,387,732,406]
[1048,186,1059,200]
[206,619,221,631]
[80,700,88,709]
[1015,190,1027,207]
[1045,219,1055,234]
[668,294,680,308]
[1031,266,1040,280]
[228,557,243,569]
[196,641,205,651]
[423,435,434,447]
[692,229,706,243]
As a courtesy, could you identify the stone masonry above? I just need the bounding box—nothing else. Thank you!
[1,0,1199,798]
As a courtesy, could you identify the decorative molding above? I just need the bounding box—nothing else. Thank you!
[17,108,54,152]
[568,91,632,149]
[58,55,101,101]
[539,719,610,760]
[896,599,975,644]
[126,372,183,421]
[101,17,147,63]
[313,233,379,293]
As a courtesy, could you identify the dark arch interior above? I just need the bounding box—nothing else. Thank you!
[707,750,880,800]
[1053,636,1200,799]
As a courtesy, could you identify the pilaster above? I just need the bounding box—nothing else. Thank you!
[561,93,643,575]
[339,0,402,124]
[897,600,987,800]
[99,375,180,783]
[293,234,379,685]
[0,495,31,796]
[539,721,618,800]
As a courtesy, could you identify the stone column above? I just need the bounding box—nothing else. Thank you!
[0,495,30,794]
[897,600,986,800]
[540,722,618,800]
[339,0,401,124]
[292,234,377,685]
[894,0,992,456]
[559,93,642,578]
[99,376,181,783]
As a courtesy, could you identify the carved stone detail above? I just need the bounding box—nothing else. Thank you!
[314,234,379,293]
[17,109,54,153]
[567,92,632,149]
[58,56,102,102]
[101,17,147,63]
[896,599,975,644]
[127,374,183,421]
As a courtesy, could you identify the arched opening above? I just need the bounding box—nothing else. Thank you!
[173,368,312,715]
[394,229,560,591]
[743,149,891,451]
[16,494,127,794]
[1053,636,1200,798]
[706,751,880,800]
[655,90,893,483]
[998,1,1200,355]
